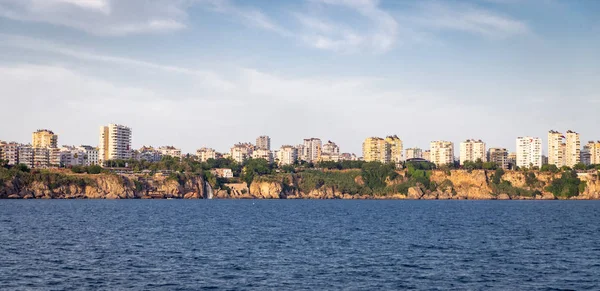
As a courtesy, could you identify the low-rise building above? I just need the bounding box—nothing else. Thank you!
[137,146,162,162]
[252,148,273,163]
[196,147,217,162]
[158,146,182,159]
[277,145,298,165]
[211,168,233,178]
[79,145,99,166]
[1,142,20,165]
[422,150,431,162]
[230,143,254,163]
[339,153,358,161]
[430,141,454,166]
[18,145,34,168]
[405,148,423,160]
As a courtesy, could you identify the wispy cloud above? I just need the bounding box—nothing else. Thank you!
[295,0,398,53]
[0,34,235,91]
[0,0,188,35]
[405,1,530,39]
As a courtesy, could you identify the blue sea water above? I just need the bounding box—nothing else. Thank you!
[1,200,599,290]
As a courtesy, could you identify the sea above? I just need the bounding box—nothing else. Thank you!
[1,200,599,290]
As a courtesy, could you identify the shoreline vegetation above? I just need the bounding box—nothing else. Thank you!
[1,157,599,200]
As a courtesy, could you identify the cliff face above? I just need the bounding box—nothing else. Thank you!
[0,173,207,199]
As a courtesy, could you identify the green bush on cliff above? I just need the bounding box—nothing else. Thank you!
[297,170,361,195]
[545,170,584,198]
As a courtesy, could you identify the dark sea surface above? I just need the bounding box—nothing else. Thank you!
[1,200,599,290]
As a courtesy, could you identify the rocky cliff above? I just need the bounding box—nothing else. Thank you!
[0,172,208,199]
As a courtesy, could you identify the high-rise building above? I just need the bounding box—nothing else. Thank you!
[0,142,19,165]
[98,124,132,165]
[321,140,340,162]
[302,138,322,162]
[32,129,58,149]
[33,147,50,168]
[385,135,403,164]
[18,145,34,168]
[430,141,454,166]
[547,130,565,167]
[581,144,591,166]
[196,147,217,162]
[488,148,509,169]
[277,145,298,165]
[459,139,486,165]
[256,136,271,150]
[516,136,542,168]
[405,148,423,160]
[564,130,580,167]
[586,141,600,165]
[422,150,431,162]
[362,137,390,163]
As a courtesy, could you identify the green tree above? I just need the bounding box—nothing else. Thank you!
[242,158,272,186]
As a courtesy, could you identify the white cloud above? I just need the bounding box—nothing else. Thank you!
[0,0,188,35]
[296,0,398,53]
[406,1,530,38]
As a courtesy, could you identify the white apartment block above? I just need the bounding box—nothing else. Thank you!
[196,147,217,162]
[430,141,454,166]
[459,139,486,165]
[252,148,274,163]
[405,148,423,160]
[158,146,182,159]
[302,138,322,162]
[585,141,600,165]
[516,136,542,168]
[321,140,340,162]
[18,145,34,168]
[1,142,20,165]
[99,124,132,165]
[78,145,99,166]
[230,143,254,163]
[277,145,298,165]
[422,150,431,162]
[564,130,580,167]
[256,136,271,150]
[386,135,403,164]
[547,130,565,167]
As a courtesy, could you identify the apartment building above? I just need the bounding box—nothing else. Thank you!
[98,124,132,165]
[459,139,486,165]
[339,153,358,161]
[33,147,51,168]
[405,148,423,160]
[277,145,298,165]
[362,137,390,163]
[230,143,254,163]
[158,146,182,159]
[385,135,403,164]
[516,137,542,168]
[547,130,565,167]
[585,141,600,165]
[321,140,340,162]
[1,142,19,165]
[196,147,217,162]
[487,148,509,169]
[256,136,271,150]
[430,141,454,166]
[422,150,431,162]
[32,129,58,149]
[302,138,322,163]
[78,145,99,166]
[564,130,580,167]
[252,148,273,163]
[18,145,34,168]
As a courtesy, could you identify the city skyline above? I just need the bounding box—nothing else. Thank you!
[0,0,599,154]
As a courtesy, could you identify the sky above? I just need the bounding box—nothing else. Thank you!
[0,0,598,155]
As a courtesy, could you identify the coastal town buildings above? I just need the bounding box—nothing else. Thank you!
[302,138,322,163]
[78,145,99,166]
[211,168,233,178]
[158,146,182,159]
[586,141,600,165]
[98,124,132,165]
[17,145,34,168]
[516,137,542,168]
[256,136,271,150]
[33,147,50,168]
[32,129,58,149]
[405,148,423,160]
[362,137,389,163]
[581,145,591,166]
[252,148,273,163]
[430,141,454,166]
[385,135,403,165]
[196,147,217,162]
[565,130,580,167]
[548,130,565,167]
[277,145,298,165]
[1,142,19,165]
[488,148,509,169]
[459,139,486,165]
[508,152,517,168]
[321,140,340,162]
[422,150,431,162]
[339,153,358,161]
[137,146,162,162]
[230,143,254,163]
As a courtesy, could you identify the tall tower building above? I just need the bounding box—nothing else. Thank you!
[256,136,271,150]
[362,137,390,163]
[32,129,58,149]
[430,141,454,166]
[586,141,600,165]
[564,130,580,167]
[547,130,565,167]
[302,138,322,163]
[516,136,542,168]
[385,135,403,164]
[98,124,132,165]
[459,139,486,165]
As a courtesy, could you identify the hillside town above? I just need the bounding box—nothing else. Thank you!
[1,124,600,174]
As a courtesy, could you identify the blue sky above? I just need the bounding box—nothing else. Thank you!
[0,0,598,155]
